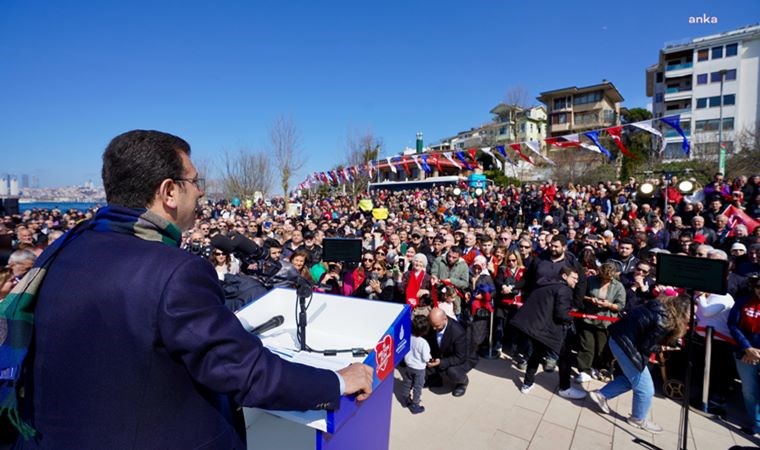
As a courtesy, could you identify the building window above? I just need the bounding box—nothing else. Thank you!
[696,73,707,85]
[723,117,734,131]
[553,97,569,110]
[697,49,709,61]
[656,72,663,83]
[726,43,738,57]
[709,96,721,107]
[696,98,707,109]
[575,111,599,125]
[723,94,735,106]
[695,118,733,132]
[551,113,568,124]
[725,69,737,81]
[499,126,507,135]
[655,93,664,103]
[712,46,723,59]
[573,91,603,106]
[710,71,722,83]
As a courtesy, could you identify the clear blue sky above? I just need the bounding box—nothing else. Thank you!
[1,0,757,189]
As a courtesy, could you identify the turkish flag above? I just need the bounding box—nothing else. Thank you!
[723,205,759,235]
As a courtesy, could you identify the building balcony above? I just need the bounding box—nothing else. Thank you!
[549,123,571,133]
[664,89,692,102]
[665,62,693,71]
[663,108,692,116]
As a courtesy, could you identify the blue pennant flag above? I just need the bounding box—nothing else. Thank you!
[419,154,432,173]
[660,115,691,156]
[583,130,614,160]
[455,151,473,170]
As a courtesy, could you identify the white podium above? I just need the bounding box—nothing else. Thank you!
[235,288,411,450]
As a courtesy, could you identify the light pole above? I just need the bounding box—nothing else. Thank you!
[718,69,727,174]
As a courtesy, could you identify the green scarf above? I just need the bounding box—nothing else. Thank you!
[0,205,181,439]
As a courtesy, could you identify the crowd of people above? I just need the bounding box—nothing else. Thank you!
[3,170,760,435]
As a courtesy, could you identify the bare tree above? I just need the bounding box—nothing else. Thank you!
[727,121,760,176]
[270,115,306,201]
[505,86,531,109]
[344,128,382,198]
[219,149,273,199]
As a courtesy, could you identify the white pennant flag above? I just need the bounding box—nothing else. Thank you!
[443,152,461,168]
[410,155,423,172]
[480,147,502,169]
[630,119,665,153]
[525,141,555,165]
[386,156,397,173]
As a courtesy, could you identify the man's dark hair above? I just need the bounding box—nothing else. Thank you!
[619,237,636,248]
[411,314,431,337]
[559,266,578,277]
[448,246,463,255]
[550,234,567,247]
[102,130,191,208]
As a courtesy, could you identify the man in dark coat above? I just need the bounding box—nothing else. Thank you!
[425,308,478,397]
[512,266,583,399]
[16,130,373,449]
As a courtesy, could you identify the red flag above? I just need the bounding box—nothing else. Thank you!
[545,136,581,148]
[723,205,759,235]
[606,126,635,158]
[509,143,533,164]
[429,155,442,173]
[467,148,478,162]
[402,156,411,175]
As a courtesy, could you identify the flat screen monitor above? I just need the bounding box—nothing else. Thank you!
[322,238,362,263]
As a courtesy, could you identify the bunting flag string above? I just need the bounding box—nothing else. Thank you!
[525,141,555,166]
[419,154,433,173]
[410,155,424,173]
[455,151,473,170]
[386,156,397,173]
[605,126,635,158]
[296,115,690,189]
[660,115,690,157]
[443,152,461,168]
[583,130,614,160]
[480,147,502,170]
[509,143,534,164]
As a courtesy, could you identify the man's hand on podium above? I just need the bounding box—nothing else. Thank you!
[338,363,374,401]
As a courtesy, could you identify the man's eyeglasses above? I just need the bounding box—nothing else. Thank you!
[519,245,531,249]
[174,177,205,192]
[507,258,517,262]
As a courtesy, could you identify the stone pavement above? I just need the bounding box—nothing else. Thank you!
[388,355,760,450]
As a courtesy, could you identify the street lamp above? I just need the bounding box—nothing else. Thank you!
[718,69,727,174]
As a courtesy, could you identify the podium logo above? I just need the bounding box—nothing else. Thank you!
[374,334,394,381]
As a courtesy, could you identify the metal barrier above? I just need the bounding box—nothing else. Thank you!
[701,326,713,413]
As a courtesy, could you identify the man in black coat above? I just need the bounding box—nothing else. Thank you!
[512,266,585,399]
[425,308,478,397]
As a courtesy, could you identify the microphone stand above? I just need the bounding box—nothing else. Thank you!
[296,278,312,352]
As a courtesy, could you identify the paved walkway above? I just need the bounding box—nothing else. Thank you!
[389,355,760,450]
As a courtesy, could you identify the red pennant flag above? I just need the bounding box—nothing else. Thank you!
[429,155,442,173]
[545,136,581,148]
[467,148,478,162]
[723,205,759,235]
[606,126,635,158]
[402,156,411,175]
[509,143,534,164]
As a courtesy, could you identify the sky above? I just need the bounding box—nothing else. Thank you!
[1,0,758,189]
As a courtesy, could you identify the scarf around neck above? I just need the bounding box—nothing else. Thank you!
[0,205,181,439]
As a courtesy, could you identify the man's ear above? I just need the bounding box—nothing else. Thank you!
[155,179,179,210]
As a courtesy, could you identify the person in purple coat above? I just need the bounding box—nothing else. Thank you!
[13,130,373,449]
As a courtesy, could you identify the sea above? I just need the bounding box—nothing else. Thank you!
[19,201,103,213]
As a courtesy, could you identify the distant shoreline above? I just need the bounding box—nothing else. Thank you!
[20,201,102,213]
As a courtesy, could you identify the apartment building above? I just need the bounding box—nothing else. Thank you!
[646,24,760,159]
[488,104,547,143]
[536,81,624,138]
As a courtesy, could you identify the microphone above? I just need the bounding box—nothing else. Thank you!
[245,315,285,336]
